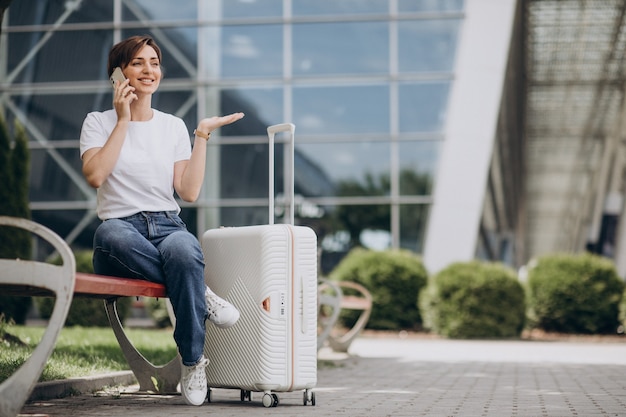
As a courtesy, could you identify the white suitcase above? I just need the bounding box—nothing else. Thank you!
[201,123,318,407]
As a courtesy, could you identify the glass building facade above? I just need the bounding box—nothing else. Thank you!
[2,0,466,272]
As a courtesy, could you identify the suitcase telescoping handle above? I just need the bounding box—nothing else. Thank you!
[267,123,295,226]
[268,123,312,336]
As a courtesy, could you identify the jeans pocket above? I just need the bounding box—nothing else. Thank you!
[166,212,187,229]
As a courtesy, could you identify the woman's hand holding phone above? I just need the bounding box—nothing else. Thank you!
[110,67,136,120]
[110,67,126,87]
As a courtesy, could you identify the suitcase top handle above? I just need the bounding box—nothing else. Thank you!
[267,123,295,135]
[267,123,296,226]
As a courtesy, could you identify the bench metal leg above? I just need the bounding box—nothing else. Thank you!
[104,298,180,393]
[317,279,343,351]
[327,281,373,353]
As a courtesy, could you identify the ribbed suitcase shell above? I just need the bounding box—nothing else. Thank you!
[201,223,317,395]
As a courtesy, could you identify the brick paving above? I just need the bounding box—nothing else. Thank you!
[19,336,626,417]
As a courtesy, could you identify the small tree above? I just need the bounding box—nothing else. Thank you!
[0,115,32,323]
[0,115,30,255]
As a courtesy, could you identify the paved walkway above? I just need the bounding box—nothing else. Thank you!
[19,335,626,417]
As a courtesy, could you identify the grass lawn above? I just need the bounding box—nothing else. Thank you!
[0,325,177,384]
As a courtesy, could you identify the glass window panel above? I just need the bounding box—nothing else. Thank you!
[219,156,328,225]
[296,142,390,197]
[400,204,430,253]
[220,143,269,199]
[293,0,388,15]
[152,91,197,132]
[221,25,282,78]
[399,82,451,132]
[219,206,271,228]
[123,0,197,21]
[398,140,441,196]
[8,0,113,26]
[213,205,324,228]
[399,0,464,12]
[8,30,113,83]
[15,94,105,141]
[121,28,197,78]
[29,149,84,202]
[32,210,100,253]
[220,88,283,136]
[294,85,389,134]
[398,19,461,72]
[321,204,391,251]
[221,0,282,18]
[220,142,390,199]
[15,90,196,146]
[293,22,388,76]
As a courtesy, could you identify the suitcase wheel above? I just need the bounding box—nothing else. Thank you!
[303,389,316,406]
[262,392,279,407]
[240,390,252,402]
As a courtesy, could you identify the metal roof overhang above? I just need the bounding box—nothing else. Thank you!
[523,0,626,263]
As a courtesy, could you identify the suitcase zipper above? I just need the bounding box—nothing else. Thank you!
[288,224,296,391]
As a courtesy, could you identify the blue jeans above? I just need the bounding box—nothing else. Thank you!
[93,211,206,366]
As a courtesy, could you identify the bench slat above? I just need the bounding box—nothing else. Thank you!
[74,273,167,299]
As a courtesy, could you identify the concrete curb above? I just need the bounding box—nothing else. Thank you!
[29,371,136,401]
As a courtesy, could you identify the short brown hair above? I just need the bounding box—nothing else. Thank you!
[107,35,162,77]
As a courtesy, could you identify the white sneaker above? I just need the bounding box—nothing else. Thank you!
[205,287,240,329]
[181,356,209,406]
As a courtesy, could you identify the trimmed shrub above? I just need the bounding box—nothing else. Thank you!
[526,253,624,334]
[329,248,428,330]
[37,250,131,327]
[419,261,525,339]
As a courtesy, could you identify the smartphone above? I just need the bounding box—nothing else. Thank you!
[109,67,126,88]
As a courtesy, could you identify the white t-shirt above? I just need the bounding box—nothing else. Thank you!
[80,109,192,220]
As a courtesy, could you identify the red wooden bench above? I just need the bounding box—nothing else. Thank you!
[74,272,167,298]
[2,273,180,394]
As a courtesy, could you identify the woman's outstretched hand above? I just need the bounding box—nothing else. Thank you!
[177,112,246,202]
[197,112,245,134]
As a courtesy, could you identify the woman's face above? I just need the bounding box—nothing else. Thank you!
[122,44,162,96]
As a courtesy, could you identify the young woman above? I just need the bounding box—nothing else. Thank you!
[80,35,244,406]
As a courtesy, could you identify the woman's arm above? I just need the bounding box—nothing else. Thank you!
[82,79,137,188]
[174,112,244,202]
[82,120,129,188]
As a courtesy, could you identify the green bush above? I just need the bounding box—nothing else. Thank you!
[0,295,31,326]
[37,250,131,327]
[419,261,525,339]
[526,253,624,334]
[146,298,172,329]
[329,248,428,330]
